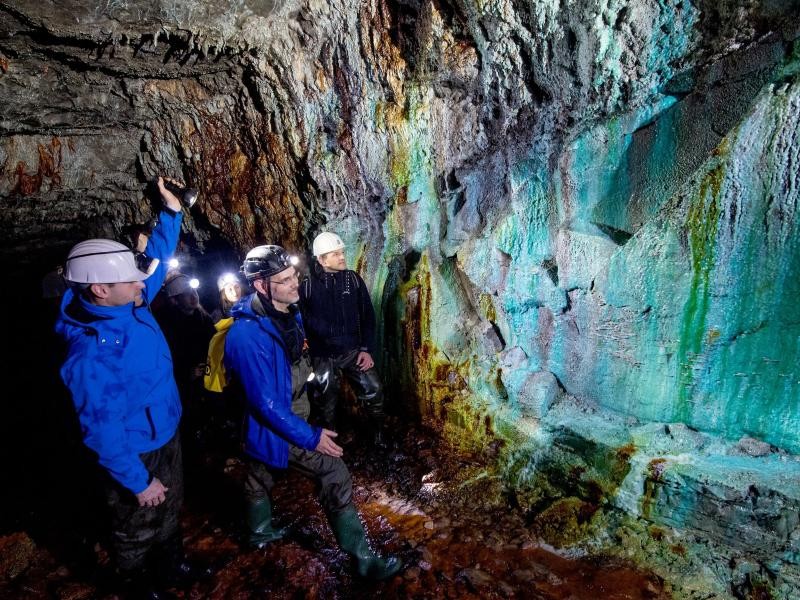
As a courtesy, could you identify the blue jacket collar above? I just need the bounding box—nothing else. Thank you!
[56,287,143,339]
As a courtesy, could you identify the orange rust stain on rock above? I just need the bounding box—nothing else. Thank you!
[13,161,42,196]
[616,442,637,461]
[670,543,687,557]
[40,137,63,186]
[0,57,8,73]
[11,137,63,196]
[648,458,667,481]
[314,64,329,92]
[395,185,408,205]
[359,0,407,103]
[433,363,451,382]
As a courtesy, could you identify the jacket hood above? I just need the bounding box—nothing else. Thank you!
[55,287,138,342]
[231,292,258,320]
[311,260,326,279]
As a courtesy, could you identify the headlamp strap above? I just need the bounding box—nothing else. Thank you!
[67,248,133,261]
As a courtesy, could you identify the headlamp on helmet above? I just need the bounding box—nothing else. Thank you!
[217,272,239,291]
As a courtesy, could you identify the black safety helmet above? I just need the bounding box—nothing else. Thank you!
[241,245,295,281]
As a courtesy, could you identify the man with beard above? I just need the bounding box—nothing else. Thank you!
[224,244,402,580]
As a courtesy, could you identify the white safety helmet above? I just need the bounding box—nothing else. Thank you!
[312,232,345,258]
[64,239,157,284]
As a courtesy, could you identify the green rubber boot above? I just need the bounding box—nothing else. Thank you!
[246,497,288,548]
[330,505,403,581]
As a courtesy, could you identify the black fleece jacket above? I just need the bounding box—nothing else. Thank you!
[299,263,376,358]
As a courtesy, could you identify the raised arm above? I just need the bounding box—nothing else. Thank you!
[143,179,183,302]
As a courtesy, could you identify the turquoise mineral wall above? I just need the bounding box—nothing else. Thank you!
[589,76,800,451]
[299,2,800,592]
[369,46,800,454]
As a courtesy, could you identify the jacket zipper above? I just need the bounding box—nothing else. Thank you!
[145,407,157,440]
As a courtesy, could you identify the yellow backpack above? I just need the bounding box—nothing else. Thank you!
[204,317,234,392]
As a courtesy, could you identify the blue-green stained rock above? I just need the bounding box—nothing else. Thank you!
[592,77,800,451]
[517,370,560,419]
[363,7,800,593]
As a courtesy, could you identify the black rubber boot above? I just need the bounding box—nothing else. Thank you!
[153,533,214,588]
[329,505,402,581]
[246,497,289,548]
[369,416,389,449]
[359,375,387,449]
[373,428,388,449]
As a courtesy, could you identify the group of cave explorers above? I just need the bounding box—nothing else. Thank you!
[54,178,402,599]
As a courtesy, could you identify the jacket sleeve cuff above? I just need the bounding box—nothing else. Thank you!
[307,427,322,450]
[161,204,181,217]
[126,467,153,495]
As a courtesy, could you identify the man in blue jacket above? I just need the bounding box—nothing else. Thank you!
[224,244,402,581]
[56,178,207,598]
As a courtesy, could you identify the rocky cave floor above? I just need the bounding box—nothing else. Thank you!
[0,413,668,599]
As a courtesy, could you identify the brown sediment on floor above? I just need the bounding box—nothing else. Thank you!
[181,424,667,599]
[0,424,667,599]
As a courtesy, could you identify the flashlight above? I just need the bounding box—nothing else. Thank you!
[307,370,330,394]
[289,255,299,266]
[168,258,180,269]
[189,277,200,289]
[162,180,199,208]
[134,252,160,276]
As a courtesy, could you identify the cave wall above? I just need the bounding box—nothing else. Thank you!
[350,0,800,452]
[3,2,797,443]
[2,0,800,593]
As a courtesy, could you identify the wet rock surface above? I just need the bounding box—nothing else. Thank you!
[0,423,667,599]
[2,0,800,597]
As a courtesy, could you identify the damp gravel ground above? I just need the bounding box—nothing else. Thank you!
[0,420,667,599]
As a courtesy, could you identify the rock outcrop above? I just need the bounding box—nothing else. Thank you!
[3,0,800,595]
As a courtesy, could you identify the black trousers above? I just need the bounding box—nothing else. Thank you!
[105,433,183,571]
[245,445,353,516]
[312,349,384,429]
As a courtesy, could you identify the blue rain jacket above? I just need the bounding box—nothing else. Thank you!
[224,293,322,467]
[55,209,183,494]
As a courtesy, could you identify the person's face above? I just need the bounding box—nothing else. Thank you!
[223,283,241,303]
[92,280,145,307]
[318,249,346,272]
[269,266,300,307]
